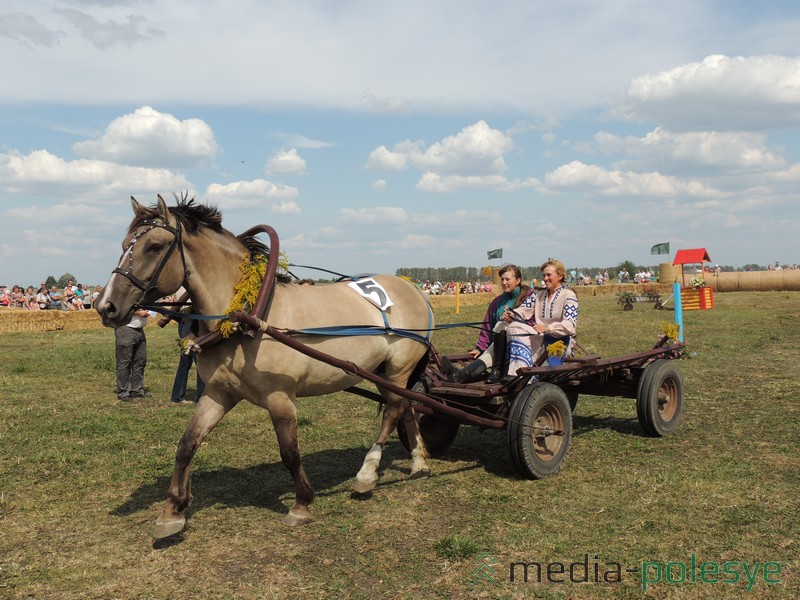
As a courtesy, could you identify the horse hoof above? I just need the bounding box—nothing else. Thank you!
[352,478,377,494]
[282,509,314,527]
[409,467,431,480]
[152,516,185,540]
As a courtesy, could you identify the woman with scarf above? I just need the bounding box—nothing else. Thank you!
[444,264,532,383]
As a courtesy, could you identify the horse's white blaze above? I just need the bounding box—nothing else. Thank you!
[96,246,133,307]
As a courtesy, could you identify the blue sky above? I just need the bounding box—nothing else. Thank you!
[1,0,799,287]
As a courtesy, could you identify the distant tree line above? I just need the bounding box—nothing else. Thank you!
[395,262,762,283]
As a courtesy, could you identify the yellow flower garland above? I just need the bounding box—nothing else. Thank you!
[218,251,288,337]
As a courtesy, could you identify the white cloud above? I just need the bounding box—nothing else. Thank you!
[266,148,307,176]
[594,127,786,173]
[410,121,514,175]
[416,173,538,193]
[371,179,387,191]
[272,133,334,149]
[0,149,189,197]
[365,145,410,171]
[367,121,513,176]
[203,179,300,213]
[73,106,219,169]
[621,54,800,130]
[544,160,720,198]
[367,121,523,192]
[339,206,408,224]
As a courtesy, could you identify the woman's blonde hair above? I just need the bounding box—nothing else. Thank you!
[541,258,567,283]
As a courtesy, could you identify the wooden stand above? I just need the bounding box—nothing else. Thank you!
[680,286,714,310]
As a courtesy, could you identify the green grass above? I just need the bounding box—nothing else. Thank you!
[0,292,798,599]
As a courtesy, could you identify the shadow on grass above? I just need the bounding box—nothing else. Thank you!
[112,414,646,533]
[112,446,379,519]
[111,443,478,520]
[407,412,648,480]
[572,413,643,437]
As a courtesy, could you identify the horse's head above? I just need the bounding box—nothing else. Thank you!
[96,195,189,327]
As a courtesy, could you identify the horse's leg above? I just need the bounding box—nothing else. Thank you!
[267,392,315,526]
[400,407,431,480]
[354,361,430,493]
[153,393,236,539]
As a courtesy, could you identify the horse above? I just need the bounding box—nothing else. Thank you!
[95,195,435,538]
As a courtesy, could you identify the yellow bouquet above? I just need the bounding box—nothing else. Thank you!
[659,321,680,343]
[547,340,567,358]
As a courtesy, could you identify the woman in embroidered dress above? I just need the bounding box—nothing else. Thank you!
[443,264,532,383]
[505,259,578,377]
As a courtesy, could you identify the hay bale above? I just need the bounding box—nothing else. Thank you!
[0,309,106,333]
[658,263,681,284]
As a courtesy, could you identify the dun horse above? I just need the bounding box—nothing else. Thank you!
[96,195,434,538]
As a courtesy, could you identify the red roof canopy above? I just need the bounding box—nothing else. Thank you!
[673,248,711,265]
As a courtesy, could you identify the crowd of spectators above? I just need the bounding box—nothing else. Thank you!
[0,280,103,311]
[419,280,495,295]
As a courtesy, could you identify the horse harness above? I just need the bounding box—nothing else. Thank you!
[112,218,190,309]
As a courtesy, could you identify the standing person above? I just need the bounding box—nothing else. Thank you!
[115,308,153,401]
[91,285,103,307]
[505,259,579,378]
[169,309,205,406]
[443,264,532,383]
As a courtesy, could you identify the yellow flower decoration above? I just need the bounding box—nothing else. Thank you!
[218,251,289,337]
[659,321,680,342]
[547,340,567,358]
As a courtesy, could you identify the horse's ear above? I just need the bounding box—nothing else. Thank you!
[156,194,170,221]
[131,196,146,215]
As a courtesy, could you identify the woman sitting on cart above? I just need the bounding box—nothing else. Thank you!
[503,258,578,379]
[443,264,532,383]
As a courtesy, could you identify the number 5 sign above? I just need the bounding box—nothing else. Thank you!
[348,277,393,310]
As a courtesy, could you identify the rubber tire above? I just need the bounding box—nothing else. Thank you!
[636,359,683,436]
[397,380,460,456]
[507,383,572,479]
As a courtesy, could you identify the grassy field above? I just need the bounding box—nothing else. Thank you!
[0,292,798,599]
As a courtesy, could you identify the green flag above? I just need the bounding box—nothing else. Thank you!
[650,242,669,255]
[487,248,503,260]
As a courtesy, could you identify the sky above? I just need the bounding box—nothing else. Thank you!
[1,0,799,287]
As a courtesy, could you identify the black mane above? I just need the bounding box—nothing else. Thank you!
[169,193,224,235]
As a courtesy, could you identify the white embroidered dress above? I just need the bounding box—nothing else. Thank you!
[506,286,579,375]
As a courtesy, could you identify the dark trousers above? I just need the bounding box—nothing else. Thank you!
[115,326,147,398]
[170,352,205,402]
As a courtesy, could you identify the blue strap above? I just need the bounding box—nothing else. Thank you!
[291,324,432,346]
[142,304,229,321]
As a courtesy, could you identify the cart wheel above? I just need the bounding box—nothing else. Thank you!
[397,380,460,456]
[507,383,572,479]
[636,359,683,436]
[654,301,663,310]
[623,300,634,311]
[566,391,578,412]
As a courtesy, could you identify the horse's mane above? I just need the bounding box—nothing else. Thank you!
[130,192,270,262]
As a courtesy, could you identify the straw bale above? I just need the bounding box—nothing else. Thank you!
[0,309,108,334]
